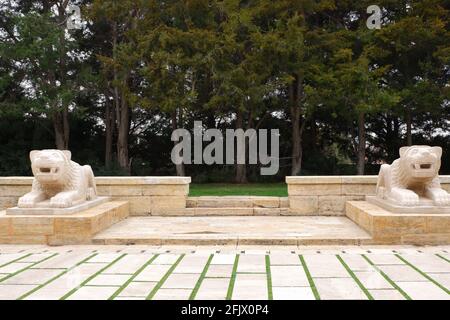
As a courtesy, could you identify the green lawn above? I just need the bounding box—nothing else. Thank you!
[189,183,287,197]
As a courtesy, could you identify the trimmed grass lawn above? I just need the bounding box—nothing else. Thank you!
[189,183,287,197]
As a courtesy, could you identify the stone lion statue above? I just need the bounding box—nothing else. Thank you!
[376,145,450,207]
[18,150,97,208]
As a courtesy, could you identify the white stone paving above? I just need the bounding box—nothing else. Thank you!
[0,245,448,300]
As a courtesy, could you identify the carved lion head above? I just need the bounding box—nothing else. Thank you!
[30,149,72,185]
[399,145,442,179]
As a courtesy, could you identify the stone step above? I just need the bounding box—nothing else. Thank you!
[150,207,290,216]
[92,216,373,246]
[187,196,288,208]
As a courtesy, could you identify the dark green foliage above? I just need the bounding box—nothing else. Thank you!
[0,0,449,179]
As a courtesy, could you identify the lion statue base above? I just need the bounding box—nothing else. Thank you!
[12,150,101,213]
[366,145,450,214]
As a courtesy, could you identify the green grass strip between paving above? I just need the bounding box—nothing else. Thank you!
[109,254,159,300]
[395,254,450,294]
[265,255,273,300]
[18,253,98,300]
[146,254,185,300]
[189,254,214,300]
[336,255,373,300]
[226,254,240,300]
[435,254,450,263]
[361,254,411,300]
[0,253,58,283]
[298,255,320,300]
[0,253,32,269]
[60,254,127,300]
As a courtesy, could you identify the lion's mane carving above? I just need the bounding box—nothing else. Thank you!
[376,145,450,206]
[18,150,97,208]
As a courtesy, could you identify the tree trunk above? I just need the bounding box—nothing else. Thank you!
[357,112,366,175]
[52,2,70,150]
[171,110,186,176]
[175,162,186,177]
[235,110,248,183]
[116,93,130,173]
[290,75,304,176]
[110,22,130,174]
[310,116,318,150]
[53,111,69,150]
[405,110,412,146]
[105,99,115,168]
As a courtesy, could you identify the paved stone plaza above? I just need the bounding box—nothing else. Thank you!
[0,245,449,300]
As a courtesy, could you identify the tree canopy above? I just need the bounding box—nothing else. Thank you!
[0,0,449,181]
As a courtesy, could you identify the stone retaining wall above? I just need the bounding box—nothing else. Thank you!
[2,175,449,217]
[286,176,450,216]
[0,176,191,216]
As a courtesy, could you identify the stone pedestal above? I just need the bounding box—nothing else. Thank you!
[346,201,450,245]
[366,196,450,214]
[6,197,109,216]
[0,201,129,245]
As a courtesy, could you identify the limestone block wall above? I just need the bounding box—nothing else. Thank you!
[286,176,450,216]
[0,176,191,216]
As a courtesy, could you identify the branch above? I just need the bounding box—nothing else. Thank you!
[0,19,18,43]
[255,112,269,130]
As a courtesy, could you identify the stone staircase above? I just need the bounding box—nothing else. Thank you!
[183,196,289,216]
[91,195,374,245]
[90,195,372,245]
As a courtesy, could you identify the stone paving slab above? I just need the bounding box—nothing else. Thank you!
[0,245,448,300]
[353,271,393,290]
[0,253,27,264]
[232,274,268,300]
[369,289,405,300]
[102,254,149,274]
[93,216,373,245]
[206,264,233,278]
[314,278,368,300]
[195,278,230,300]
[118,281,157,297]
[270,253,302,266]
[428,273,450,287]
[340,255,372,272]
[378,265,429,282]
[2,268,63,285]
[162,273,201,289]
[152,288,191,300]
[210,253,236,265]
[67,286,119,300]
[0,284,36,300]
[116,296,146,300]
[400,254,450,273]
[271,266,309,287]
[237,254,266,273]
[134,264,172,282]
[87,274,130,286]
[20,253,56,263]
[302,254,350,278]
[272,287,315,300]
[33,252,94,269]
[396,281,450,300]
[365,254,405,265]
[174,256,210,274]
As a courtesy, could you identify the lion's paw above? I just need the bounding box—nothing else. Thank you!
[18,196,36,208]
[50,197,73,208]
[398,192,420,206]
[433,192,450,207]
